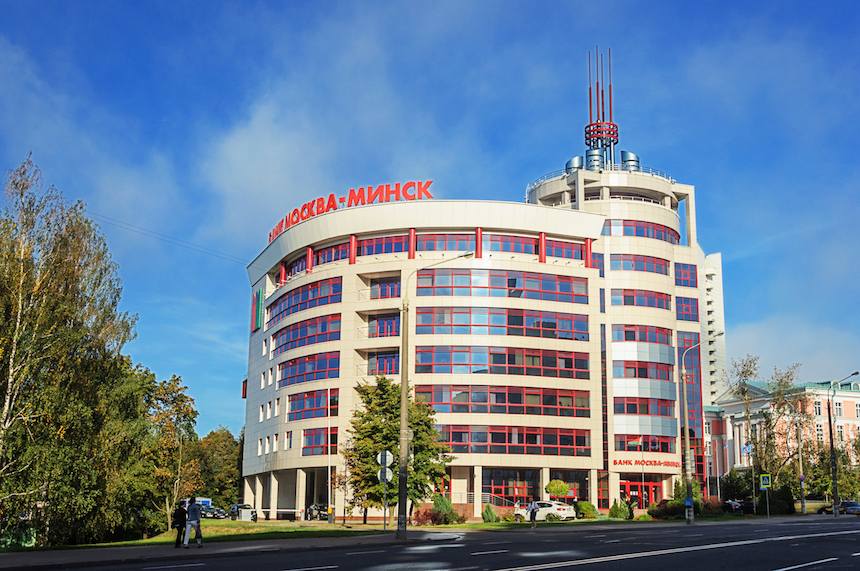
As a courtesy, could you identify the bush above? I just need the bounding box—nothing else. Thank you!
[502,514,517,523]
[704,496,722,510]
[481,503,499,523]
[413,507,443,526]
[432,495,458,525]
[635,513,652,521]
[545,513,560,522]
[575,501,597,519]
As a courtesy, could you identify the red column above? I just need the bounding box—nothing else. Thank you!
[475,228,483,259]
[306,246,313,273]
[539,232,546,263]
[408,228,415,259]
[279,263,286,285]
[585,239,592,268]
[349,235,357,264]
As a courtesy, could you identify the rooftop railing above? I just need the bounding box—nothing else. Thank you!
[526,163,675,194]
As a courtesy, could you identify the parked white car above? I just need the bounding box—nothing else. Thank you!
[514,500,576,522]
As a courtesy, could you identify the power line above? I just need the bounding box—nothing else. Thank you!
[88,211,247,265]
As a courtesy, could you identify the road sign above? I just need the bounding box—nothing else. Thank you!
[377,467,393,483]
[760,474,771,489]
[376,450,394,466]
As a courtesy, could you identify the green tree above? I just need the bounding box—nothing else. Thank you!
[145,375,202,530]
[341,376,451,516]
[186,426,240,509]
[545,479,570,500]
[0,157,138,544]
[720,467,752,501]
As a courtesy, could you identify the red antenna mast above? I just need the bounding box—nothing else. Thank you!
[584,48,619,166]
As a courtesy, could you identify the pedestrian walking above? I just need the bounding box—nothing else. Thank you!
[527,495,539,529]
[184,497,203,548]
[172,502,187,548]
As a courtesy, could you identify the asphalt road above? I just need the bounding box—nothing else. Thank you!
[84,517,860,571]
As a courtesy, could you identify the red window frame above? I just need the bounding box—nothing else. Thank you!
[436,425,590,456]
[675,263,698,287]
[368,314,400,338]
[545,239,584,260]
[277,352,340,388]
[609,254,670,275]
[416,385,590,417]
[302,427,337,456]
[368,351,399,375]
[356,235,409,256]
[602,220,680,244]
[676,297,699,322]
[370,277,401,299]
[415,233,476,252]
[272,314,341,356]
[612,397,675,417]
[314,242,349,266]
[610,289,671,310]
[614,434,676,453]
[416,346,590,379]
[288,388,339,421]
[612,360,674,381]
[267,277,343,328]
[417,269,587,304]
[415,307,588,341]
[611,324,673,345]
[483,234,538,254]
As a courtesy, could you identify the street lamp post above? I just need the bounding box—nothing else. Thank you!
[680,330,724,525]
[397,251,474,540]
[827,371,858,518]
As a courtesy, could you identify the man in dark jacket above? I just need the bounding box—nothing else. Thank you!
[172,502,187,548]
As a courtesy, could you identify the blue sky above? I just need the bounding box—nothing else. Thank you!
[2,1,859,437]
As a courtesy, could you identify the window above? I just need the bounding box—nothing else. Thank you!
[835,402,843,417]
[610,289,671,310]
[814,401,821,416]
[272,314,341,356]
[675,263,698,287]
[676,297,699,322]
[613,397,675,417]
[302,427,337,456]
[611,324,673,345]
[289,389,335,421]
[416,307,588,341]
[267,277,343,327]
[416,346,589,379]
[368,351,399,375]
[614,435,676,453]
[609,254,670,275]
[357,235,409,255]
[416,233,475,252]
[277,352,340,388]
[262,340,267,357]
[483,234,537,254]
[275,397,280,416]
[416,385,590,417]
[285,431,292,450]
[545,240,584,260]
[368,314,400,338]
[257,439,262,456]
[259,405,264,423]
[612,360,674,381]
[314,242,349,266]
[436,425,590,456]
[274,433,278,452]
[601,219,680,244]
[265,436,270,454]
[816,424,823,441]
[482,469,538,505]
[260,372,265,390]
[370,277,401,299]
[417,269,587,304]
[837,425,844,441]
[266,401,272,419]
[856,403,860,418]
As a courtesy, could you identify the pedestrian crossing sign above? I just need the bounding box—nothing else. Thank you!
[760,474,771,489]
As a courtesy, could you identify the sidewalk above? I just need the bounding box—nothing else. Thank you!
[0,531,406,571]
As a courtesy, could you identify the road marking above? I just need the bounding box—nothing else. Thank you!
[493,529,860,571]
[284,567,337,571]
[584,535,605,538]
[604,540,620,544]
[484,540,512,545]
[853,552,860,556]
[772,559,838,571]
[143,565,205,570]
[472,549,509,556]
[345,550,386,555]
